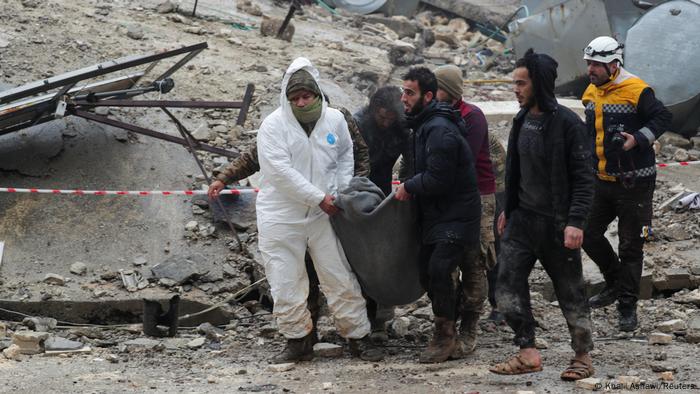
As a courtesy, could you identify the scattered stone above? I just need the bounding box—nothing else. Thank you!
[12,331,49,354]
[313,342,343,358]
[648,332,673,345]
[575,377,601,390]
[654,352,668,361]
[260,17,294,42]
[45,336,84,351]
[167,14,189,24]
[197,323,225,342]
[363,15,417,39]
[192,199,209,209]
[673,148,690,162]
[68,327,104,339]
[21,0,41,8]
[106,353,119,363]
[689,315,700,330]
[43,273,65,286]
[22,317,57,332]
[388,41,422,66]
[185,26,206,35]
[322,382,333,390]
[70,261,87,276]
[659,132,692,149]
[412,306,433,320]
[94,107,110,116]
[126,24,145,40]
[258,324,278,338]
[660,371,674,381]
[133,255,148,267]
[663,223,693,241]
[685,331,700,344]
[649,362,677,372]
[535,337,548,349]
[672,289,700,306]
[267,362,295,372]
[185,221,199,231]
[655,268,692,290]
[0,322,6,338]
[3,344,22,361]
[186,337,206,349]
[156,0,176,13]
[656,319,687,333]
[391,316,411,337]
[151,255,203,285]
[691,136,700,149]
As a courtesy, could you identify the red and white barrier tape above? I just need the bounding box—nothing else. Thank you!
[0,187,258,196]
[0,160,697,196]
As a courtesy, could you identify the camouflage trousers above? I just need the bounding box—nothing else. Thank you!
[457,193,496,317]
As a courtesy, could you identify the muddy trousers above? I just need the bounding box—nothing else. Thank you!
[420,242,477,321]
[495,209,593,353]
[583,177,655,308]
[458,244,487,317]
[487,191,506,310]
[257,216,371,339]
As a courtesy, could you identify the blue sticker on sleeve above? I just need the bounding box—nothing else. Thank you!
[326,133,336,145]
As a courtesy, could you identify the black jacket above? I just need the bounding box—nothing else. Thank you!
[505,104,594,231]
[404,101,481,245]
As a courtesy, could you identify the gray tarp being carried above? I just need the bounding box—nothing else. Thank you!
[331,177,424,306]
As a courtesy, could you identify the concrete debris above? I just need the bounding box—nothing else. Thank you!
[534,337,549,349]
[186,337,206,349]
[267,362,295,372]
[45,336,85,351]
[616,376,641,389]
[151,255,204,285]
[12,331,49,354]
[649,362,677,373]
[660,371,674,381]
[3,344,22,361]
[388,41,422,66]
[133,255,148,267]
[411,306,433,320]
[322,382,333,390]
[156,0,176,14]
[106,353,119,363]
[122,338,163,352]
[68,327,104,339]
[197,323,225,342]
[362,15,418,39]
[238,0,262,17]
[653,268,692,291]
[575,377,601,391]
[21,0,42,8]
[260,17,294,42]
[672,289,700,306]
[0,322,6,338]
[119,269,147,292]
[390,316,411,337]
[126,24,145,40]
[659,132,693,149]
[655,319,687,333]
[313,342,343,358]
[43,273,65,286]
[648,332,673,345]
[70,261,87,276]
[22,317,57,332]
[674,148,690,162]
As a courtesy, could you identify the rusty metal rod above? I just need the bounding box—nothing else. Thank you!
[236,83,255,126]
[73,100,246,109]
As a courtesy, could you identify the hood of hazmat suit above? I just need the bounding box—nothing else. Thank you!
[256,57,354,225]
[332,177,425,305]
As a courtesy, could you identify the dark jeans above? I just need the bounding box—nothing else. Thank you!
[488,191,506,309]
[419,242,468,321]
[495,208,593,353]
[583,177,654,308]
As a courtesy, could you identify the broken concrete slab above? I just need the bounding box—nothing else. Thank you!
[362,15,418,39]
[672,289,700,306]
[3,344,22,361]
[313,342,343,358]
[22,316,57,332]
[186,337,206,349]
[656,319,687,333]
[420,0,518,27]
[659,132,693,149]
[151,254,205,285]
[648,332,673,345]
[12,331,49,354]
[45,336,84,351]
[575,377,601,390]
[202,192,257,231]
[654,268,693,292]
[122,338,163,351]
[0,120,65,176]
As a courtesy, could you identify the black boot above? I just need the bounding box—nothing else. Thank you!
[270,333,315,363]
[588,284,619,308]
[419,317,457,363]
[618,303,638,332]
[451,311,479,359]
[349,335,384,362]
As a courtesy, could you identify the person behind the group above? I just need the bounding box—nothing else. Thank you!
[434,64,496,358]
[580,36,672,332]
[490,49,595,381]
[395,66,481,364]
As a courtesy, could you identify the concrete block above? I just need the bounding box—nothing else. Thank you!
[313,342,343,358]
[656,319,687,333]
[648,332,673,345]
[654,268,692,292]
[12,331,49,354]
[576,377,601,390]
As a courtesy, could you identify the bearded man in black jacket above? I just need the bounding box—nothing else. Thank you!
[489,49,595,381]
[395,67,481,364]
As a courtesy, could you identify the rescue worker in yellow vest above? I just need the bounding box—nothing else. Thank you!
[581,36,672,332]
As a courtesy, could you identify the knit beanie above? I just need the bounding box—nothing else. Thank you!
[286,69,321,98]
[434,65,464,100]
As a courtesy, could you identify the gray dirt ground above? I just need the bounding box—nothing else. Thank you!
[0,0,699,393]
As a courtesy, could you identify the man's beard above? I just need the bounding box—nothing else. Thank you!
[407,95,426,116]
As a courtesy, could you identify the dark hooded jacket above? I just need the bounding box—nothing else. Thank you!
[404,101,481,245]
[354,106,410,196]
[504,50,594,233]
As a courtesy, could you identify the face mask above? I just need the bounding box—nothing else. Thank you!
[291,96,322,125]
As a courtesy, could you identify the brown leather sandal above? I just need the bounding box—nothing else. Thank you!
[489,354,543,375]
[560,358,594,381]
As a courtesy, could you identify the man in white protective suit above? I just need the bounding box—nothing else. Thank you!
[256,57,382,363]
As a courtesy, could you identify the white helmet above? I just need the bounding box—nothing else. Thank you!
[583,36,624,65]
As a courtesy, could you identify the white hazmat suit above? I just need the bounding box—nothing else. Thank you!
[256,58,371,340]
